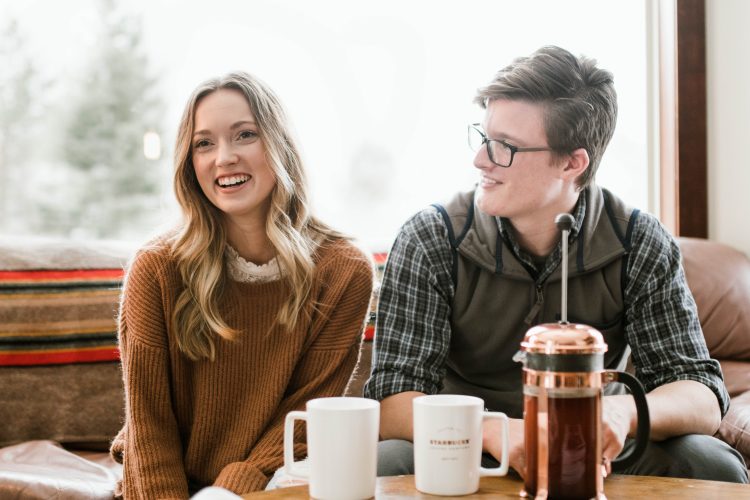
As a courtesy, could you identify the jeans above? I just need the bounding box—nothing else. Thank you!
[377,434,748,484]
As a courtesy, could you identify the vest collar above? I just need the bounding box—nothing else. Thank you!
[454,185,631,281]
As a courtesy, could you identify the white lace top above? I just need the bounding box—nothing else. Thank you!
[225,245,282,283]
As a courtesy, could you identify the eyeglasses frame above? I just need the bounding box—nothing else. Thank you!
[468,123,553,168]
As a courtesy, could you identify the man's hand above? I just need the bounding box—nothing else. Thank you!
[483,417,526,478]
[601,394,636,475]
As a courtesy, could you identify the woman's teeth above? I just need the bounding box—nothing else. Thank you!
[217,175,249,187]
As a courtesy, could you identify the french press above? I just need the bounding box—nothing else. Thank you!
[517,214,651,499]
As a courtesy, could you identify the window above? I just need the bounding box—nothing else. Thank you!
[1,0,648,250]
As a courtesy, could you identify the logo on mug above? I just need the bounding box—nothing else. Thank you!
[429,439,470,446]
[429,426,471,459]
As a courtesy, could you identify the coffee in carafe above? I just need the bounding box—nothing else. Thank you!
[517,214,651,499]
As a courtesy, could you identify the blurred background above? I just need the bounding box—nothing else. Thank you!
[0,0,649,251]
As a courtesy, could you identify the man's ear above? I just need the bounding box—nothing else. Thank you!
[562,147,589,181]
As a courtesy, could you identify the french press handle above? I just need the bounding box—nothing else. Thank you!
[605,370,651,470]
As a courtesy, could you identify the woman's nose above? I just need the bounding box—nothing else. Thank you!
[216,141,238,167]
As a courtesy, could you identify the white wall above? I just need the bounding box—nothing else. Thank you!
[706,0,750,255]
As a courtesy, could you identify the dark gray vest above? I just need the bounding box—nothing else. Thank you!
[432,185,640,418]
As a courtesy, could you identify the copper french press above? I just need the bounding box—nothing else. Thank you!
[517,214,651,500]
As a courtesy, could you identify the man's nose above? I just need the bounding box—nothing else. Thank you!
[473,147,492,171]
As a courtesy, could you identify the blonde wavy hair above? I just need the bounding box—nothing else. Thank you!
[170,72,341,361]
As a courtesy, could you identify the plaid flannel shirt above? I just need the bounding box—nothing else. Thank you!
[364,190,729,416]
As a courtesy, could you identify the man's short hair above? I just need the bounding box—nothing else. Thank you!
[475,45,617,188]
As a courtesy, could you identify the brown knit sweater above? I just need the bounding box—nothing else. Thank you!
[110,237,373,499]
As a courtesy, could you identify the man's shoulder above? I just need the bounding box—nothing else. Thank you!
[629,210,677,251]
[386,205,457,272]
[624,210,684,283]
[593,186,675,253]
[400,189,477,239]
[399,205,449,242]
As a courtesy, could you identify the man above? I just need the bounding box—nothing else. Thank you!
[363,46,748,482]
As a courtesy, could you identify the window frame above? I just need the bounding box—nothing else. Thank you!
[658,0,708,237]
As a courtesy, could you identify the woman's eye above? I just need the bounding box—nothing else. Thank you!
[238,130,257,141]
[194,139,211,149]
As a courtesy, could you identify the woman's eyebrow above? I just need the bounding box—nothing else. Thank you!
[193,120,257,137]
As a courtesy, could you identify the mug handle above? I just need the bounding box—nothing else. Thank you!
[479,411,509,477]
[284,410,309,479]
[605,371,651,470]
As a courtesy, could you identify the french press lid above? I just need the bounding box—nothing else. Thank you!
[519,323,608,372]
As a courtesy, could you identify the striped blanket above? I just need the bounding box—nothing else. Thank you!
[0,236,132,367]
[0,269,124,366]
[0,239,386,367]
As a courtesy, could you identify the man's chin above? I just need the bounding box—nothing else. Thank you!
[476,196,506,218]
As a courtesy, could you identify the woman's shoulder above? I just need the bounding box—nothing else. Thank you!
[127,233,179,279]
[315,237,373,276]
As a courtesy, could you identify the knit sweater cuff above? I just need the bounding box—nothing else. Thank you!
[213,462,269,494]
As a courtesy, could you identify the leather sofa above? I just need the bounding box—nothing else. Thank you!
[679,237,750,465]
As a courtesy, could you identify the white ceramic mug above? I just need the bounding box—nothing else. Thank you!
[284,397,379,499]
[413,394,509,496]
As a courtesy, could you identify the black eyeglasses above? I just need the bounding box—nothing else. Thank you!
[468,123,552,168]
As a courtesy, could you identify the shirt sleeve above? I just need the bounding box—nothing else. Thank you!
[363,208,456,401]
[623,213,730,415]
[118,250,190,499]
[213,247,374,492]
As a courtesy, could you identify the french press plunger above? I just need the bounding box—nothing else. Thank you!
[517,214,651,500]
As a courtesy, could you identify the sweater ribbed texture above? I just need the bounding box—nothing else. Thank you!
[110,238,373,499]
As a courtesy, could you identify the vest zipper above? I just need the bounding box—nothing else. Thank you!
[524,285,544,325]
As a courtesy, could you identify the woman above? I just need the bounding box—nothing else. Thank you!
[110,72,373,498]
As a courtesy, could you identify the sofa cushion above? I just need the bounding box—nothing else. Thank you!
[720,360,750,400]
[679,237,750,361]
[0,362,124,448]
[716,390,750,463]
[0,440,121,499]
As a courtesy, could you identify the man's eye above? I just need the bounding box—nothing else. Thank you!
[499,140,514,151]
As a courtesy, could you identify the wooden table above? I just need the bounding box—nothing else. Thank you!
[243,474,749,499]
